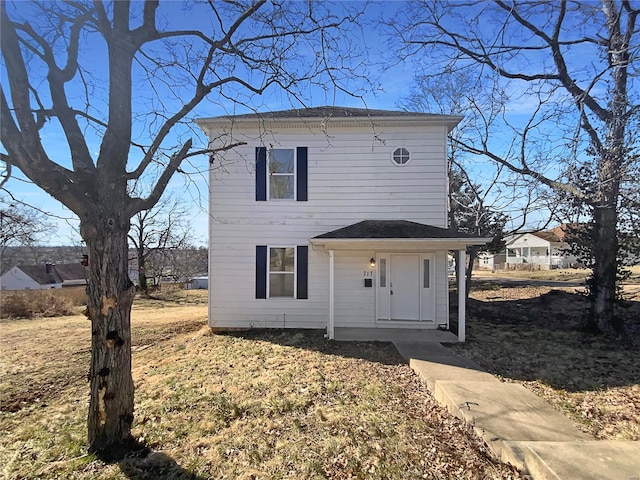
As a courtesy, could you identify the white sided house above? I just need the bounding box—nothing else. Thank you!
[197,107,489,341]
[505,227,581,269]
[0,263,88,290]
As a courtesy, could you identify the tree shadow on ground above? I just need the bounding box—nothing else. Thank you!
[118,451,207,480]
[219,284,640,392]
[96,438,207,480]
[219,328,405,367]
[450,285,640,392]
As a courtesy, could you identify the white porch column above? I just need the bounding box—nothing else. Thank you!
[328,249,335,340]
[458,249,466,342]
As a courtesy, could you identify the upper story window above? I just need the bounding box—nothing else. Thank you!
[392,147,410,165]
[269,149,295,199]
[255,146,308,202]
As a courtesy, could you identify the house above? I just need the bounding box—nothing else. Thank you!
[0,263,88,290]
[505,226,580,269]
[196,107,489,342]
[476,252,507,271]
[185,276,208,289]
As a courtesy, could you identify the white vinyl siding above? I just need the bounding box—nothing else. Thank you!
[333,251,376,328]
[206,122,450,329]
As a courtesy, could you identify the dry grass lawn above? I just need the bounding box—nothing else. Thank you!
[449,281,640,441]
[0,289,519,480]
[473,265,640,284]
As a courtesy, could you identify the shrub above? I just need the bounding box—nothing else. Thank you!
[1,290,76,319]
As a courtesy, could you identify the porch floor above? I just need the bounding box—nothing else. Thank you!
[334,327,458,343]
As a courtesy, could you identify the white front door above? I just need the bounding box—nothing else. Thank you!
[390,254,420,320]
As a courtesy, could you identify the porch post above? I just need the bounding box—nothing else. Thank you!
[458,249,466,342]
[328,249,335,340]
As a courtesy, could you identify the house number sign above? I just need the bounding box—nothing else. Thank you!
[362,270,374,277]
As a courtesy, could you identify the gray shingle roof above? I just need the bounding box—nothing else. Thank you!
[18,263,87,285]
[197,106,462,125]
[229,106,455,120]
[313,220,485,240]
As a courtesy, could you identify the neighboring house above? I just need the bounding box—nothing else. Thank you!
[186,276,208,290]
[197,107,489,341]
[505,225,580,269]
[476,252,507,271]
[0,263,88,290]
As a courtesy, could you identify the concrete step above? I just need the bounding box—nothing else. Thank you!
[396,342,497,391]
[395,340,640,480]
[502,440,640,480]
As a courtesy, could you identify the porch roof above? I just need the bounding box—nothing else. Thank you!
[310,220,491,250]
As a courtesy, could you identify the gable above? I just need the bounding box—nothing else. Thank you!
[507,233,554,248]
[0,266,41,290]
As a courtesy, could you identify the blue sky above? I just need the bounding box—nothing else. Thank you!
[2,1,422,246]
[1,0,586,246]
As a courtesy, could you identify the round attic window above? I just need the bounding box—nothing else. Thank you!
[392,147,410,165]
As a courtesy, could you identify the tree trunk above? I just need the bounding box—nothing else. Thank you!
[589,206,620,333]
[82,216,136,460]
[466,247,478,298]
[137,245,147,295]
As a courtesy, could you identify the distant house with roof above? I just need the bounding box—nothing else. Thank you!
[476,252,508,271]
[0,263,88,290]
[504,225,581,269]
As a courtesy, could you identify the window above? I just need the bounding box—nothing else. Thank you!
[423,259,430,288]
[269,247,295,297]
[256,147,307,201]
[379,258,387,287]
[256,245,308,299]
[269,149,295,199]
[392,147,410,165]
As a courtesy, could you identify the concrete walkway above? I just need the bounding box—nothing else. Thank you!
[394,340,640,480]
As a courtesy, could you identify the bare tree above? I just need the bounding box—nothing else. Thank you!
[398,71,553,294]
[1,0,368,457]
[0,197,55,264]
[448,166,508,292]
[128,195,191,294]
[146,245,207,286]
[392,0,639,334]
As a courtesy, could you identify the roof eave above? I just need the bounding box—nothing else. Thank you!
[310,237,492,249]
[195,115,463,131]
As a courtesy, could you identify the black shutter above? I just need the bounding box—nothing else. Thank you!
[296,146,308,201]
[256,245,267,299]
[256,147,267,201]
[297,245,308,299]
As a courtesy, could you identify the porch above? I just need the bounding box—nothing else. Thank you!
[311,220,491,343]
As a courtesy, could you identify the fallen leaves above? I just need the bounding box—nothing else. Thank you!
[450,283,640,441]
